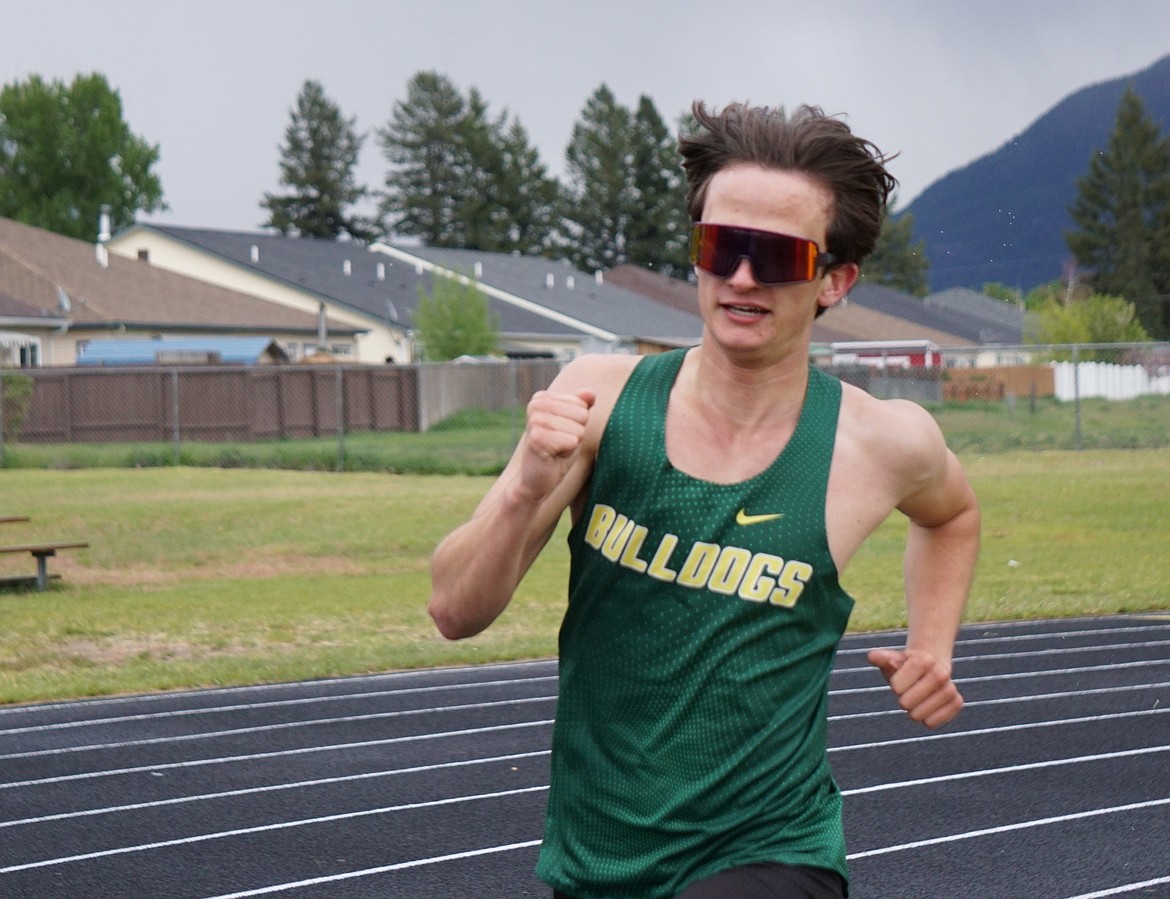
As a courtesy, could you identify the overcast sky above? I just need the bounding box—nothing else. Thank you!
[4,0,1170,235]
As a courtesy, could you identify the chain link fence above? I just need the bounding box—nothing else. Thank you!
[0,359,560,469]
[1,345,1167,466]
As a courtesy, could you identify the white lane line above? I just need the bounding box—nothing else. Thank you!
[0,750,551,829]
[0,719,554,790]
[0,676,558,737]
[1063,875,1170,898]
[846,796,1170,860]
[201,840,545,899]
[843,745,1170,796]
[0,659,559,718]
[831,681,1169,721]
[0,785,550,875]
[833,706,1169,752]
[0,694,556,761]
[838,623,1170,657]
[834,658,1170,694]
[2,618,1157,721]
[6,658,1166,763]
[4,700,1164,790]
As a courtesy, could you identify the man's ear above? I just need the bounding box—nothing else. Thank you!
[817,262,860,312]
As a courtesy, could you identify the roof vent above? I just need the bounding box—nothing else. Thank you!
[546,273,555,288]
[594,270,604,285]
[566,275,575,290]
[250,245,260,264]
[343,259,352,276]
[474,261,483,278]
[376,262,386,281]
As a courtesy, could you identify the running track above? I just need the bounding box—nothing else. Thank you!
[2,614,1168,898]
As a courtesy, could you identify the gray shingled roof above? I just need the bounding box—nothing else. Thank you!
[141,226,612,341]
[849,282,1023,344]
[378,243,704,347]
[924,287,1027,342]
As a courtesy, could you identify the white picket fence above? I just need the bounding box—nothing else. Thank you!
[1053,361,1170,401]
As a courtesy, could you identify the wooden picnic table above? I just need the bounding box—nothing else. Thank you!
[0,541,89,591]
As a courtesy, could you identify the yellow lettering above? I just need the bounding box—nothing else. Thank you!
[584,504,616,549]
[771,560,813,607]
[677,542,719,587]
[738,553,784,602]
[619,525,650,573]
[709,546,752,595]
[601,515,634,562]
[647,534,679,582]
[583,506,814,611]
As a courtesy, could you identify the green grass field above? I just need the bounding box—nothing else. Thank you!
[2,446,1168,705]
[4,395,1169,473]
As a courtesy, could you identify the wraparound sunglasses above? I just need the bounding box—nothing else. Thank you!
[690,222,837,285]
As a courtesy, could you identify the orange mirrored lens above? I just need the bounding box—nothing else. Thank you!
[690,223,830,285]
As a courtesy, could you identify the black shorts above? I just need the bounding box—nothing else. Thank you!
[554,862,847,899]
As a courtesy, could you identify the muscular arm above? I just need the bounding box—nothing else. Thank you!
[428,355,635,641]
[862,401,981,728]
[428,388,595,640]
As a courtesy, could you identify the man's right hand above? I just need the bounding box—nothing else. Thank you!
[516,388,596,502]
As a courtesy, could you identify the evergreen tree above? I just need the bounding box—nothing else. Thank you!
[0,72,164,239]
[1065,87,1170,338]
[495,118,559,256]
[561,87,691,275]
[627,97,690,276]
[561,84,635,272]
[261,80,373,240]
[379,72,556,254]
[378,71,469,246]
[413,271,499,361]
[861,204,930,296]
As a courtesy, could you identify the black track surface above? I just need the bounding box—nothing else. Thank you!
[2,614,1168,898]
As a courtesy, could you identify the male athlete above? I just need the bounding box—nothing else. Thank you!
[429,102,981,898]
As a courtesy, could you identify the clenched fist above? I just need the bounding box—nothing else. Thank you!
[517,388,596,501]
[868,647,963,728]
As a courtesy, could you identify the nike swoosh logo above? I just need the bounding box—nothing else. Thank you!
[736,508,784,526]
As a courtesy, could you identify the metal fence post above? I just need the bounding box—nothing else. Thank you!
[509,360,520,450]
[1072,345,1083,451]
[172,369,181,465]
[335,364,345,472]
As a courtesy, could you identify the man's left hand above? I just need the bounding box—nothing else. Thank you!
[867,648,963,728]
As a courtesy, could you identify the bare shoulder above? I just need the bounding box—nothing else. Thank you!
[549,352,642,394]
[548,352,642,435]
[837,382,950,497]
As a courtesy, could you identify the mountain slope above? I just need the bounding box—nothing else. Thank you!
[907,53,1170,292]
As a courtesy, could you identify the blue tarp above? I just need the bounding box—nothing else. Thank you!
[76,337,288,366]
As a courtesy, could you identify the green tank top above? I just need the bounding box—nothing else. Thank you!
[536,348,855,898]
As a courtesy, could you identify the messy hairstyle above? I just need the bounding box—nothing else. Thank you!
[679,102,897,266]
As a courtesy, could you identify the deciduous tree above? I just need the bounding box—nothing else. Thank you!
[0,73,164,239]
[413,271,499,361]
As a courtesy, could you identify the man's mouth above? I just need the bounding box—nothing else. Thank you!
[722,303,768,317]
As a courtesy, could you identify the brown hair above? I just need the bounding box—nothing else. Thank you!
[679,102,897,266]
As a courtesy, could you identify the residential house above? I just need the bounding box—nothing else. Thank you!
[108,225,706,362]
[0,217,359,366]
[607,264,1028,361]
